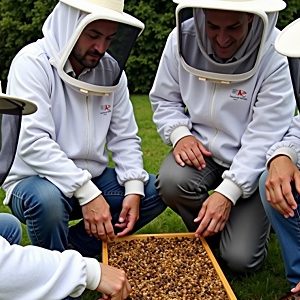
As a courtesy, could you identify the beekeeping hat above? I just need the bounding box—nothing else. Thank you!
[0,82,37,185]
[173,0,286,13]
[173,0,286,83]
[0,82,37,115]
[49,0,144,96]
[60,0,142,27]
[275,18,300,57]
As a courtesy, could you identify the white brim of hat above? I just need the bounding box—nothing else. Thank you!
[0,93,37,115]
[173,0,286,13]
[275,18,300,58]
[60,0,144,32]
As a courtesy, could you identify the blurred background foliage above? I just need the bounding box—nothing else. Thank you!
[0,0,299,93]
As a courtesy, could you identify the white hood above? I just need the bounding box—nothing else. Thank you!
[41,2,144,95]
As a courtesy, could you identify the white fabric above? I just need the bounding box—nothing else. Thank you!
[2,2,148,205]
[267,114,300,169]
[42,2,120,95]
[173,0,286,13]
[61,0,124,13]
[0,236,100,299]
[60,0,144,30]
[149,15,295,204]
[275,18,300,57]
[42,2,143,95]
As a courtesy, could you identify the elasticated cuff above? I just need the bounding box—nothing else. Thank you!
[83,257,101,291]
[170,126,193,146]
[266,147,297,167]
[214,179,243,205]
[124,180,145,197]
[74,180,102,206]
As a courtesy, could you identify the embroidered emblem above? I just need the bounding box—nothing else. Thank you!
[230,89,247,101]
[100,104,112,115]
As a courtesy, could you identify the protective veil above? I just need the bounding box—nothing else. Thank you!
[0,83,36,184]
[175,0,286,83]
[42,0,144,95]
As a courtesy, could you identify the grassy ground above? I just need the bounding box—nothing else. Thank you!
[0,95,290,299]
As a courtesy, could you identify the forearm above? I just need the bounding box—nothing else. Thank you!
[0,236,100,300]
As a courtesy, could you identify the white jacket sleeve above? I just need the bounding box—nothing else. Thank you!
[0,236,101,300]
[106,73,149,196]
[5,47,101,205]
[266,114,300,168]
[150,29,193,145]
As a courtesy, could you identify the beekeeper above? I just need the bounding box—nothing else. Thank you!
[0,87,130,299]
[150,0,296,273]
[259,18,300,300]
[2,0,166,260]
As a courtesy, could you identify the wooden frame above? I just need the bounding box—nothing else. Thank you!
[103,232,237,300]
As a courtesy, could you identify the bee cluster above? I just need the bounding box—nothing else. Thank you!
[107,236,230,299]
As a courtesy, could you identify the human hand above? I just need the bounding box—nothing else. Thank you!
[173,136,212,170]
[82,195,115,242]
[291,281,300,293]
[115,194,141,237]
[266,155,300,218]
[96,263,131,300]
[194,192,232,238]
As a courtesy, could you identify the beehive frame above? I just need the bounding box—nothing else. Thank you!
[103,232,237,300]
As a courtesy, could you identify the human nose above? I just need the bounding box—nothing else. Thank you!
[94,39,108,53]
[216,30,231,46]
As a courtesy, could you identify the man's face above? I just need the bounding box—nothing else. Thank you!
[204,10,253,61]
[70,19,118,74]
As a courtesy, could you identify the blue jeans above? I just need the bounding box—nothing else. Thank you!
[259,170,300,288]
[0,213,22,244]
[9,168,166,257]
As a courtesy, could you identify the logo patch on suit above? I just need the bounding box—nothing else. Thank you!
[100,104,112,115]
[230,89,247,101]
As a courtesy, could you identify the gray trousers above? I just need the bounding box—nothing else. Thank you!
[157,153,270,273]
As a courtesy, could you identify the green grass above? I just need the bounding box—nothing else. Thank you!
[0,95,290,299]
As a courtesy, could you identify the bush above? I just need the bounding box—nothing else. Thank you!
[0,0,56,89]
[0,0,299,93]
[124,0,176,93]
[277,0,299,28]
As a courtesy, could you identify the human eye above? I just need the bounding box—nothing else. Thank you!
[228,23,241,31]
[83,29,101,40]
[87,33,99,39]
[207,23,219,30]
[106,34,116,42]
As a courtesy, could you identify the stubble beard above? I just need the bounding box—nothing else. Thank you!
[72,49,105,70]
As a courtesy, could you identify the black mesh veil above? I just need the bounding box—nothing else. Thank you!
[0,100,22,185]
[57,18,143,95]
[107,23,141,86]
[176,6,267,83]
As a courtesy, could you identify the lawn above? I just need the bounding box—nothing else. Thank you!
[0,95,290,299]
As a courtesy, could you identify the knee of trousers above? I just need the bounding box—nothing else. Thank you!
[220,245,266,273]
[23,191,66,224]
[156,169,195,206]
[0,214,22,244]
